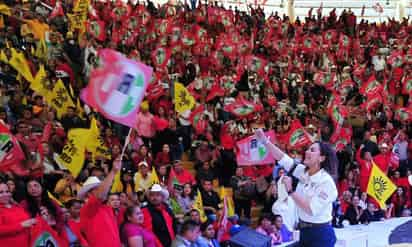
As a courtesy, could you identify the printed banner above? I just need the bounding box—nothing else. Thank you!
[81,49,152,128]
[236,130,276,166]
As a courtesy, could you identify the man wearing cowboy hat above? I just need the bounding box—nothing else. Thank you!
[79,159,122,247]
[142,184,176,247]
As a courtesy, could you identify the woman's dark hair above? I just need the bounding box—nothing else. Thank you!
[200,220,213,232]
[122,205,138,224]
[258,213,274,225]
[182,183,195,200]
[120,206,139,240]
[316,141,338,183]
[25,179,58,218]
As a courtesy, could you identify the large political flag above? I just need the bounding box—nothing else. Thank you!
[236,130,276,166]
[367,161,397,209]
[81,49,152,128]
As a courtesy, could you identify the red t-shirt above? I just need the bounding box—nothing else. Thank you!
[0,204,31,247]
[80,195,121,247]
[174,170,196,185]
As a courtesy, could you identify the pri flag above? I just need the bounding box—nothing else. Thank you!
[236,131,276,166]
[87,20,106,41]
[394,107,412,122]
[280,120,312,149]
[81,49,152,128]
[30,216,66,246]
[0,122,25,172]
[224,97,263,118]
[367,161,396,209]
[360,75,383,96]
[174,82,196,113]
[402,76,412,95]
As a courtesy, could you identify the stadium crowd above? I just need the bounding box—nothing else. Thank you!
[0,0,412,246]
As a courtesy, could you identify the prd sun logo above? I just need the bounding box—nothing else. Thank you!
[372,176,388,201]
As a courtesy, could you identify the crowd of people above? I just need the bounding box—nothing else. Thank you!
[1,0,412,246]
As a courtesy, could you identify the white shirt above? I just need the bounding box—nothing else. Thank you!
[278,155,338,224]
[272,196,298,231]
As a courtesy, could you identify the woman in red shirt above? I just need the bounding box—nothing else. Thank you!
[155,144,171,167]
[0,182,37,246]
[391,187,411,217]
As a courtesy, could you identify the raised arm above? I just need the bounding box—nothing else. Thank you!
[255,129,286,161]
[94,159,122,200]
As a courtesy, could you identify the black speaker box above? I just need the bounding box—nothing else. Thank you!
[228,228,272,247]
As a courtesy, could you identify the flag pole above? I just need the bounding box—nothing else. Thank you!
[120,128,132,161]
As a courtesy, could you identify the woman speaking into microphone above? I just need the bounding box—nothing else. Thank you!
[255,129,338,247]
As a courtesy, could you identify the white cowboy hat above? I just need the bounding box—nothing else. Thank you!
[78,176,101,199]
[380,143,389,149]
[138,161,149,167]
[147,184,169,200]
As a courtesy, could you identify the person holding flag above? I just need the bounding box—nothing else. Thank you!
[78,159,123,247]
[255,129,338,247]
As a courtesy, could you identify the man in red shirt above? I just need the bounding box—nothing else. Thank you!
[171,160,196,186]
[79,160,122,247]
[374,143,391,174]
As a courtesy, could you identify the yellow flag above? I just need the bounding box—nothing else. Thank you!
[35,38,48,60]
[219,186,235,217]
[0,49,7,63]
[0,4,11,16]
[174,82,196,113]
[48,191,63,206]
[31,64,48,96]
[87,118,111,161]
[69,0,90,32]
[55,128,91,178]
[45,79,76,118]
[8,49,34,83]
[111,171,122,193]
[193,190,208,222]
[367,161,397,209]
[151,166,160,185]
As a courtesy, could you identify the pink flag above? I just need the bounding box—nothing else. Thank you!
[81,49,152,128]
[236,130,276,166]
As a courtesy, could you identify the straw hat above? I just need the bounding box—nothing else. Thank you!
[78,176,101,199]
